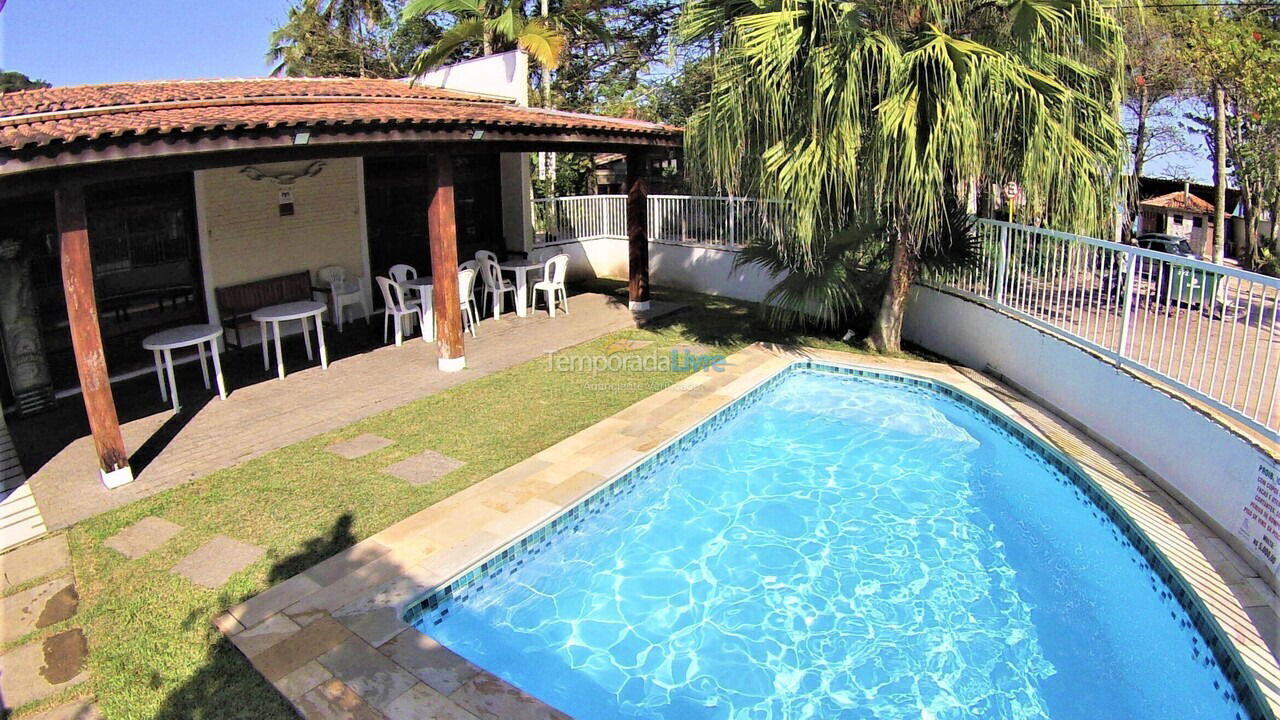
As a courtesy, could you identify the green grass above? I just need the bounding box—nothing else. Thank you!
[12,285,895,719]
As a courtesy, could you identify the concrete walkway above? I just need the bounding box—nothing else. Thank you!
[28,294,681,530]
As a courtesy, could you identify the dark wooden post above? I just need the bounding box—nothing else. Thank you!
[55,183,132,487]
[427,151,465,372]
[626,150,650,311]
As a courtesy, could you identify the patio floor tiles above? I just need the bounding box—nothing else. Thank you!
[1,535,70,590]
[383,451,464,486]
[327,434,395,460]
[103,516,182,559]
[229,613,302,658]
[171,535,264,589]
[316,635,418,713]
[0,577,78,644]
[249,615,352,683]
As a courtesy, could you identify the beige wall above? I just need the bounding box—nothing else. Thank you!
[196,158,365,295]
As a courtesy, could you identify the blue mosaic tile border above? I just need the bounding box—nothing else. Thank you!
[400,360,1272,720]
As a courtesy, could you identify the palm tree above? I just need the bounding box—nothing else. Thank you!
[269,0,395,77]
[400,0,568,77]
[680,0,1127,352]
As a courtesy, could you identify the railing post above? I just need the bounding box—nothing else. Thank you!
[727,196,737,248]
[1116,249,1138,364]
[995,224,1010,306]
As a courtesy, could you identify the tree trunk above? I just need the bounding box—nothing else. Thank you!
[868,231,917,354]
[1212,82,1227,264]
[1129,83,1150,242]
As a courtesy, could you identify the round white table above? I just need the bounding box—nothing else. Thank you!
[402,276,436,340]
[251,300,328,380]
[499,260,544,317]
[142,324,227,412]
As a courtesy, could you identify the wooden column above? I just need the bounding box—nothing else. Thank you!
[427,151,465,372]
[626,150,650,311]
[55,183,132,488]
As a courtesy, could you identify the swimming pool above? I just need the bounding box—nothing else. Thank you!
[406,364,1263,719]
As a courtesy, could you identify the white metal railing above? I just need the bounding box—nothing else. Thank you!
[531,194,787,249]
[928,218,1280,439]
[532,196,1279,438]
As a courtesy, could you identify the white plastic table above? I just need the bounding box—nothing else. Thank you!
[402,276,436,340]
[251,300,328,380]
[499,260,544,317]
[142,324,227,412]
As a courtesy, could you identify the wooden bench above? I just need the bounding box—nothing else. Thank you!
[214,271,317,349]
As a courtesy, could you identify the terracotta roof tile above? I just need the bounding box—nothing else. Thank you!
[0,77,680,151]
[1141,190,1214,213]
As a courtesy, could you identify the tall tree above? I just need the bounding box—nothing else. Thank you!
[400,0,571,75]
[681,0,1126,352]
[269,0,442,77]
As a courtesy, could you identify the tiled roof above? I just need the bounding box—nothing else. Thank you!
[0,77,680,151]
[1141,190,1214,213]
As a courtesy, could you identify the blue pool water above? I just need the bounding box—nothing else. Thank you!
[413,367,1254,719]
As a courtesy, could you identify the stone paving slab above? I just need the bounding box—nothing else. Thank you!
[327,434,395,460]
[103,516,183,560]
[384,683,479,720]
[296,678,384,720]
[0,628,88,709]
[384,451,464,487]
[317,636,418,712]
[0,577,78,644]
[171,535,264,589]
[378,630,481,696]
[1,534,70,592]
[24,698,104,720]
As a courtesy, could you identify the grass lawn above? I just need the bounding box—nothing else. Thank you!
[9,284,901,719]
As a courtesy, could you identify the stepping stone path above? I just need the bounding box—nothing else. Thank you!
[0,534,102,717]
[384,451,464,487]
[0,628,89,709]
[172,535,265,588]
[104,516,183,559]
[0,577,79,643]
[327,434,394,460]
[1,534,70,590]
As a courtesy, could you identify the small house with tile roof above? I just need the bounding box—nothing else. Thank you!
[1137,186,1226,255]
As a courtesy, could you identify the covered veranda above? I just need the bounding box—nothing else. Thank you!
[0,78,679,526]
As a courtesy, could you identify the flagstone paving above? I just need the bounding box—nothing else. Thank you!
[102,516,183,559]
[171,535,265,589]
[327,434,395,460]
[0,577,78,644]
[0,628,89,709]
[0,535,69,591]
[384,451,464,487]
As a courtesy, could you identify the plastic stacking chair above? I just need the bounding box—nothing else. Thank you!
[388,264,417,284]
[479,258,517,319]
[376,276,425,346]
[458,267,480,337]
[531,254,570,317]
[317,265,370,331]
[474,250,499,266]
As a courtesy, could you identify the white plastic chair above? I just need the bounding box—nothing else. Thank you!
[458,267,479,337]
[474,250,498,266]
[376,276,425,346]
[388,264,417,284]
[478,258,516,319]
[317,265,370,332]
[531,254,570,317]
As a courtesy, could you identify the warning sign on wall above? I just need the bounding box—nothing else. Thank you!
[1238,457,1280,579]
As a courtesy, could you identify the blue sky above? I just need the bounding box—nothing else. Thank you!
[0,0,291,85]
[0,0,1215,183]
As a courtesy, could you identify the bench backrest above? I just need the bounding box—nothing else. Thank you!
[215,271,312,318]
